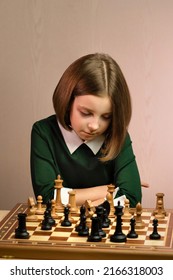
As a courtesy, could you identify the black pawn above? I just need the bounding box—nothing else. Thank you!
[127,217,138,238]
[110,201,126,243]
[41,210,52,230]
[75,205,86,232]
[61,206,72,226]
[87,216,102,242]
[78,215,89,236]
[46,200,56,226]
[15,213,30,239]
[149,218,161,240]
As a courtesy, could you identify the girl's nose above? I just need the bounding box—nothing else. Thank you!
[88,119,99,131]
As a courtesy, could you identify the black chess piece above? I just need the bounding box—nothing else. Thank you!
[98,200,110,216]
[127,217,138,238]
[78,214,89,236]
[75,205,86,232]
[87,216,102,242]
[15,213,30,239]
[102,208,111,228]
[110,201,127,243]
[96,206,106,238]
[149,218,161,240]
[41,210,52,230]
[46,200,56,226]
[61,206,72,226]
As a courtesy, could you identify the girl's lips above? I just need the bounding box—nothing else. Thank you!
[80,131,98,140]
[83,131,97,136]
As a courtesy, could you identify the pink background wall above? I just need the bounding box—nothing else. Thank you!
[0,0,173,209]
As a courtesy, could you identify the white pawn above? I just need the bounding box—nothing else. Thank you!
[35,195,44,215]
[123,199,132,218]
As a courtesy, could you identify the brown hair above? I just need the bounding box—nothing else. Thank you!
[53,53,132,161]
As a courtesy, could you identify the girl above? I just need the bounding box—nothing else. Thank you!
[30,53,142,207]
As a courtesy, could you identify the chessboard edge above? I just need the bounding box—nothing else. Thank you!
[0,242,173,260]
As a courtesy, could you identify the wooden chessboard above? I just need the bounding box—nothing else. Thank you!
[0,203,173,260]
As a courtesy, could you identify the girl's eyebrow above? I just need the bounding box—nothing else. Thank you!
[78,105,112,115]
[78,105,93,112]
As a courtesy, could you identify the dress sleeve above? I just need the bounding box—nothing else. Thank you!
[30,122,58,203]
[114,133,142,208]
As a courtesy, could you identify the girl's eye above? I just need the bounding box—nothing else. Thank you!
[80,111,91,116]
[102,114,112,120]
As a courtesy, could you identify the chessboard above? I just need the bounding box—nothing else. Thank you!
[0,202,173,260]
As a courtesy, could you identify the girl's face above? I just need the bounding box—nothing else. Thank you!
[70,94,112,141]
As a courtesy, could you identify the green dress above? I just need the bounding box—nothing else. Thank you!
[30,115,142,207]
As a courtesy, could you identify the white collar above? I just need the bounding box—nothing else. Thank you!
[58,121,105,154]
